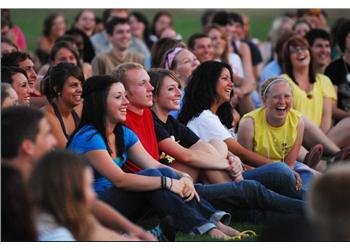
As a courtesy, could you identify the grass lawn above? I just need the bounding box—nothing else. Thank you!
[176,223,263,242]
[9,8,350,53]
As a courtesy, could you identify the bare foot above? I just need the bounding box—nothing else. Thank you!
[216,222,240,236]
[207,228,229,239]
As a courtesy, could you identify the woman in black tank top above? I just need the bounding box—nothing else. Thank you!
[41,62,84,148]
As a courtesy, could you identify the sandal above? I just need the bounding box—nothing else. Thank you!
[303,144,324,169]
[226,230,257,241]
[328,144,350,164]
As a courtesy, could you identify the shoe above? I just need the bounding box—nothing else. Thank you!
[149,216,175,241]
[304,144,324,169]
[329,144,350,164]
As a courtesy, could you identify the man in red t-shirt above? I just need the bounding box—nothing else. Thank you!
[112,63,160,173]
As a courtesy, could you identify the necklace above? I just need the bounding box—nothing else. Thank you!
[342,58,350,83]
[266,120,288,163]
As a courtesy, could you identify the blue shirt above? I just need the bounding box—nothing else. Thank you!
[259,59,282,87]
[68,124,138,192]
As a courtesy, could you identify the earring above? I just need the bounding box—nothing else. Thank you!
[57,92,61,96]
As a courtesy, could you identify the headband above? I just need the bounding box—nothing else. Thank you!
[262,78,288,97]
[165,47,184,70]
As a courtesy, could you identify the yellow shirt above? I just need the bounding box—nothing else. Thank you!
[242,107,302,162]
[281,73,337,127]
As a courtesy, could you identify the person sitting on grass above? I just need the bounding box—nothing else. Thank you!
[67,74,239,239]
[29,150,142,241]
[237,77,319,196]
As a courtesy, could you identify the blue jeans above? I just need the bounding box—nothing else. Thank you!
[97,167,230,235]
[242,162,304,199]
[195,179,305,217]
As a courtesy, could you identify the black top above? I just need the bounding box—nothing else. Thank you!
[325,58,350,112]
[152,111,200,165]
[51,102,80,140]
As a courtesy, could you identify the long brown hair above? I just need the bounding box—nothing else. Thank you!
[205,23,230,64]
[29,150,94,241]
[282,35,316,84]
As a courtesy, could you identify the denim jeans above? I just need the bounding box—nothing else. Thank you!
[195,179,305,218]
[97,167,230,235]
[242,162,304,199]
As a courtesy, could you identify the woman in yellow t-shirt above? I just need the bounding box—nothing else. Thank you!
[237,77,319,194]
[280,35,350,159]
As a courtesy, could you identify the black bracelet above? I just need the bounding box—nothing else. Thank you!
[161,176,165,189]
[161,176,168,190]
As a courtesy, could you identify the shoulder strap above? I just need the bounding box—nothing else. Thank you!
[51,102,70,140]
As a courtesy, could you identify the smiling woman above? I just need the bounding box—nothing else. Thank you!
[41,62,84,148]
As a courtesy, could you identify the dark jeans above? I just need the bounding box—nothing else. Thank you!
[242,162,304,199]
[97,168,229,234]
[195,179,305,218]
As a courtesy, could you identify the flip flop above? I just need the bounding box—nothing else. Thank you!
[303,144,324,169]
[226,230,257,241]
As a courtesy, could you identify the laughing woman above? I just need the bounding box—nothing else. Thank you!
[150,68,243,184]
[67,75,239,239]
[281,35,350,151]
[179,61,304,199]
[41,62,84,148]
[237,77,318,195]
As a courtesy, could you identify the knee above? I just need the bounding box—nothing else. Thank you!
[137,168,162,177]
[268,162,295,182]
[158,167,178,178]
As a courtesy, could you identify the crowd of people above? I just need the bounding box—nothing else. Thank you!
[1,8,350,242]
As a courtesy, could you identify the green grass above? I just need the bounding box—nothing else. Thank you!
[175,223,263,242]
[9,8,349,53]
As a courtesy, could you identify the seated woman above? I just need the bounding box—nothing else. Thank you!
[1,66,31,106]
[281,35,350,157]
[67,75,238,239]
[150,68,243,184]
[41,62,83,148]
[237,77,319,194]
[178,61,304,199]
[38,39,92,80]
[29,150,140,241]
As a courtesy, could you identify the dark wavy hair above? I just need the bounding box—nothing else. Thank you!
[41,62,84,102]
[282,35,316,84]
[68,75,125,158]
[178,60,234,128]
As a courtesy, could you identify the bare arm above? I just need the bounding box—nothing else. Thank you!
[92,200,155,240]
[284,118,304,168]
[158,138,231,170]
[85,149,163,191]
[320,96,333,133]
[237,117,254,151]
[224,137,272,167]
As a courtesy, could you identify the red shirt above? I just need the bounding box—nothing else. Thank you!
[123,108,159,173]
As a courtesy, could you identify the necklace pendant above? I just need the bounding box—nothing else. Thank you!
[346,73,350,83]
